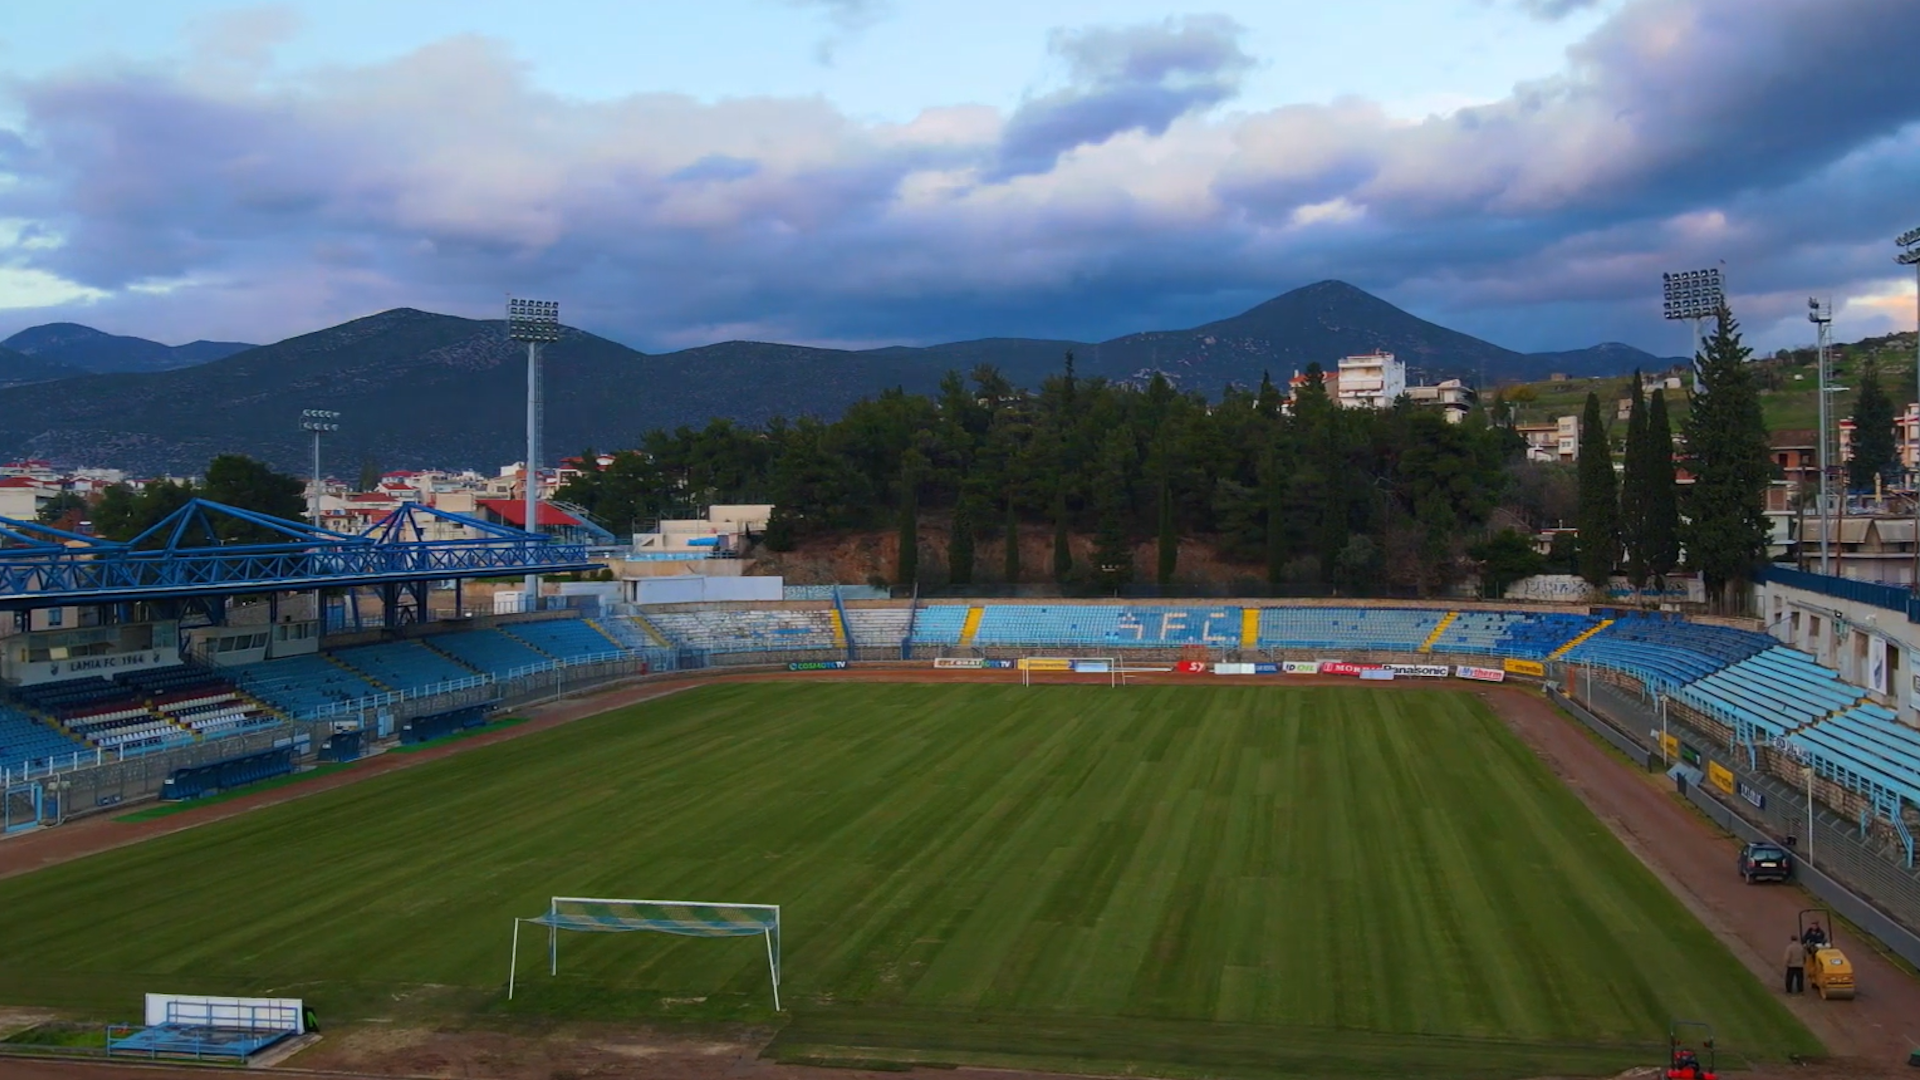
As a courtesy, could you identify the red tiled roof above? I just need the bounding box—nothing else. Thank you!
[476,499,583,527]
[0,476,42,488]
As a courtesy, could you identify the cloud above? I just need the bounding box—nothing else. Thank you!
[1516,0,1608,19]
[992,15,1253,180]
[0,0,1917,356]
[779,0,892,65]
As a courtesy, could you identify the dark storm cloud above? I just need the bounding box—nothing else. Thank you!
[992,15,1253,179]
[1,1,1918,355]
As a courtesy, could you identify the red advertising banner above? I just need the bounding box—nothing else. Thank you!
[1175,661,1210,674]
[1320,662,1364,677]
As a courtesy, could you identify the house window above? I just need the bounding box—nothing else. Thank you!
[46,608,63,627]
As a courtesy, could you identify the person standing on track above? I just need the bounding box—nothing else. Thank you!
[1784,935,1806,994]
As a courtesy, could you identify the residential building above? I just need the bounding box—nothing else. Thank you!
[1334,350,1404,410]
[1404,378,1476,423]
[1515,415,1580,464]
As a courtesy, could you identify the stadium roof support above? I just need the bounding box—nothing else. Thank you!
[0,498,595,610]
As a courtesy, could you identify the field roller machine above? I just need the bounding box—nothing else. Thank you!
[1665,1019,1716,1080]
[1798,907,1855,1000]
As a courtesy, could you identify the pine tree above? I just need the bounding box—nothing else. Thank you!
[1262,445,1286,586]
[1848,357,1897,490]
[1003,494,1021,583]
[1575,391,1618,587]
[948,499,974,585]
[1645,389,1680,585]
[1683,308,1772,604]
[1618,373,1652,587]
[1156,478,1178,585]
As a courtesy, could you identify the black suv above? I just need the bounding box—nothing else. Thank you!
[1737,841,1792,883]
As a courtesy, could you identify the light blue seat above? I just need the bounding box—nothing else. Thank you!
[333,641,480,693]
[425,631,551,677]
[500,619,627,660]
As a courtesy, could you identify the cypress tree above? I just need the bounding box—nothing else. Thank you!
[1263,447,1286,586]
[1645,389,1680,585]
[1619,373,1651,588]
[1575,391,1619,587]
[1003,494,1021,583]
[1683,307,1772,605]
[895,456,921,587]
[1051,487,1073,581]
[1848,357,1897,490]
[948,499,974,585]
[1156,478,1178,584]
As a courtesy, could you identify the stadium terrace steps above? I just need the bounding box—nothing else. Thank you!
[1240,608,1260,649]
[325,651,390,693]
[625,614,672,647]
[846,609,912,651]
[1417,612,1458,653]
[332,641,482,694]
[957,606,986,646]
[0,703,89,773]
[640,610,836,653]
[828,609,849,649]
[499,618,628,659]
[1548,618,1613,660]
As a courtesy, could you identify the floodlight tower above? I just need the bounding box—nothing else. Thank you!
[300,409,341,526]
[508,297,561,610]
[1898,226,1920,588]
[1808,299,1834,574]
[1662,267,1725,393]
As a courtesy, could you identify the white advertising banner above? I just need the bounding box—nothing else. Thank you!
[1455,666,1507,683]
[1387,664,1450,678]
[1868,636,1888,695]
[1281,661,1322,674]
[1213,663,1257,675]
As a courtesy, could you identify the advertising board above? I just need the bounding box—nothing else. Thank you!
[1386,664,1450,678]
[1282,661,1322,674]
[1359,668,1395,681]
[1454,666,1506,682]
[1017,658,1072,672]
[1320,662,1364,677]
[1502,658,1546,678]
[1175,660,1209,674]
[788,660,849,671]
[1213,663,1257,675]
[1072,660,1111,673]
[1706,761,1736,796]
[934,658,983,669]
[1253,663,1279,674]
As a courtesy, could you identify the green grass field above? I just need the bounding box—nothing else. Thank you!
[0,684,1818,1078]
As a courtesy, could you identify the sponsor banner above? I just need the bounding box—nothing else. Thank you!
[934,657,984,669]
[1657,732,1681,761]
[1072,660,1111,673]
[1321,662,1364,677]
[1017,658,1073,672]
[984,659,1016,669]
[1707,761,1735,796]
[788,660,849,671]
[1387,664,1450,678]
[1253,663,1280,674]
[1282,661,1322,675]
[1869,635,1888,695]
[1737,780,1767,810]
[1175,660,1209,674]
[1455,666,1506,683]
[1214,663,1257,675]
[1359,668,1395,681]
[1503,658,1546,678]
[1679,742,1701,767]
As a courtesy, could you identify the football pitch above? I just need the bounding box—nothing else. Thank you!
[0,682,1817,1078]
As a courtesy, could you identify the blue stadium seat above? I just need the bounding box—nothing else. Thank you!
[0,704,88,774]
[425,630,551,677]
[500,619,628,660]
[908,606,970,645]
[332,641,482,694]
[1255,607,1444,652]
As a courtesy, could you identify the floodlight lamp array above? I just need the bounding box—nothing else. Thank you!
[1807,297,1831,325]
[1661,268,1724,321]
[1896,225,1920,249]
[508,298,562,342]
[300,408,340,433]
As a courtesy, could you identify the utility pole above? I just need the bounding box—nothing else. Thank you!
[1810,299,1834,574]
[1897,226,1920,588]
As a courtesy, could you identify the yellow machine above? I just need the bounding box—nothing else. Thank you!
[1799,908,1855,1000]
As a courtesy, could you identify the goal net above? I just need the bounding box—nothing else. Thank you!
[509,896,782,1008]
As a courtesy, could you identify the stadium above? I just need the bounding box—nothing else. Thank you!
[3,492,1920,1079]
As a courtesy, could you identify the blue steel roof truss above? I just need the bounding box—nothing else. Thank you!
[0,499,594,609]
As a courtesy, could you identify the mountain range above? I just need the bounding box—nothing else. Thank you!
[0,323,256,380]
[0,281,1679,475]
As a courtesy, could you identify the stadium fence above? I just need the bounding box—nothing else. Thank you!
[1565,665,1920,942]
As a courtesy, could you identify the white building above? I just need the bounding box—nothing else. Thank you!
[1404,378,1476,423]
[1334,351,1405,410]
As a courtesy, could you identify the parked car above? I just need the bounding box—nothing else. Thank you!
[1737,841,1793,883]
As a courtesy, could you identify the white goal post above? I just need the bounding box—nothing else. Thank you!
[508,896,782,1009]
[1018,657,1120,687]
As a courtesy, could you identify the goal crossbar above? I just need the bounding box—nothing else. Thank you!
[509,896,781,1009]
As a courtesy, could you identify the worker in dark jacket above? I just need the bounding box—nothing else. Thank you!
[1784,936,1806,994]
